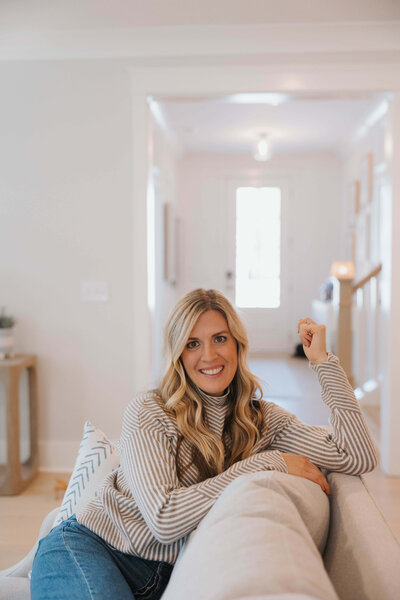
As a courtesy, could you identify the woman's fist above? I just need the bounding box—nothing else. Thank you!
[297,318,328,364]
[281,453,331,495]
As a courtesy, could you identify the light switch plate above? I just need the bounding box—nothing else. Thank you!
[81,281,109,302]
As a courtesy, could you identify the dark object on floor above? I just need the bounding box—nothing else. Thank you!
[293,343,307,358]
[320,278,334,302]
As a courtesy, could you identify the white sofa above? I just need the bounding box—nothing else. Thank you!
[1,470,400,600]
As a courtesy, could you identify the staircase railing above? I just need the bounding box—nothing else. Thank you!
[331,262,382,388]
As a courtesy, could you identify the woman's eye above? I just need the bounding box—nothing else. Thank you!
[186,341,199,350]
[214,335,227,344]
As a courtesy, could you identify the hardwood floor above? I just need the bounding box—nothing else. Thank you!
[0,354,399,571]
[0,472,70,570]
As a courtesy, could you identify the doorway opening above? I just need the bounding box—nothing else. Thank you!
[147,91,389,375]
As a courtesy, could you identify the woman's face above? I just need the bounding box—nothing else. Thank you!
[181,310,238,396]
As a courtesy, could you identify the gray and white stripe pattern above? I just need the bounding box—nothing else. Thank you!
[77,352,377,564]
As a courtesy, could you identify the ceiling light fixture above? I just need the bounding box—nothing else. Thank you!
[254,134,272,162]
[225,93,290,106]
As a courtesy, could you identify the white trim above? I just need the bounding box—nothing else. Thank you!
[381,94,400,475]
[39,467,73,474]
[1,22,400,61]
[130,64,400,98]
[131,93,153,395]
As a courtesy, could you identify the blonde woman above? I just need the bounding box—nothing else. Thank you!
[31,288,377,600]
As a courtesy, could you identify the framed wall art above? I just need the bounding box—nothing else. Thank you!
[347,179,360,229]
[360,153,373,206]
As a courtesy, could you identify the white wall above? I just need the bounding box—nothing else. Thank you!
[148,114,180,383]
[175,151,342,352]
[0,60,134,469]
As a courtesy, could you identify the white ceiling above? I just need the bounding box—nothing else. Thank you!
[1,0,400,30]
[155,93,385,156]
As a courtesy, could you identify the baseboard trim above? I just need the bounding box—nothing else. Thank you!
[39,467,73,474]
[38,437,118,472]
[38,440,81,472]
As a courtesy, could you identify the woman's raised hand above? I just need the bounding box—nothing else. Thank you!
[281,453,331,495]
[297,317,328,364]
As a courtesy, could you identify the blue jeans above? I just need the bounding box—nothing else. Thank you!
[30,515,174,600]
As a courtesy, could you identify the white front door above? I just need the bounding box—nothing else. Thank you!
[224,178,294,354]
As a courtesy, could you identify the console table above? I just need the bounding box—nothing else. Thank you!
[0,355,38,495]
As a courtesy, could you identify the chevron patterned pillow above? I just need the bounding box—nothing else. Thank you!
[53,421,120,527]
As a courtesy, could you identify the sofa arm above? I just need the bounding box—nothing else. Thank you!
[162,471,337,600]
[324,472,400,600]
[0,507,60,579]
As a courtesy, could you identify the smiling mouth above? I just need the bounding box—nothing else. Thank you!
[199,366,224,376]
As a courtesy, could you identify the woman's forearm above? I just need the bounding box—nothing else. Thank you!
[268,354,378,475]
[122,430,287,545]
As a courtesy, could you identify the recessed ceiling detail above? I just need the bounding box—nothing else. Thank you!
[154,93,385,156]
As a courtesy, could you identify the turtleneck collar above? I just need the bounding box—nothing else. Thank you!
[194,385,231,407]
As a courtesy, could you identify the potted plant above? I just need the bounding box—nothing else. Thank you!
[0,307,16,359]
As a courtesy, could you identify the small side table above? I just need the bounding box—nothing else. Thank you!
[0,354,38,495]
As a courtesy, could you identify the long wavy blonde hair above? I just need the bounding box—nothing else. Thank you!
[159,288,264,481]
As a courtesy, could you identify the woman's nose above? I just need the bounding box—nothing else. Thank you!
[201,342,217,362]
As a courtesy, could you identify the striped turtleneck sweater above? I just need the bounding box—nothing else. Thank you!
[77,352,377,565]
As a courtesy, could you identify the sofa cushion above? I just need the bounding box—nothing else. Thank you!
[162,471,337,600]
[53,421,120,527]
[0,577,30,600]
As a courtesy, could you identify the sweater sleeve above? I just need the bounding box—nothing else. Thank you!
[267,353,378,475]
[119,400,287,545]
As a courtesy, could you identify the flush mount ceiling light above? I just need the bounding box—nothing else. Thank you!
[225,93,290,106]
[254,134,272,162]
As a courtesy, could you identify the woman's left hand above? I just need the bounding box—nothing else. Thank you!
[297,318,328,364]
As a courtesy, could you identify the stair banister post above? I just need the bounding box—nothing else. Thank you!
[331,262,355,387]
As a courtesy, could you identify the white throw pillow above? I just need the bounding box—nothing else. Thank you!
[53,421,120,527]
